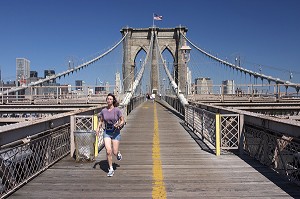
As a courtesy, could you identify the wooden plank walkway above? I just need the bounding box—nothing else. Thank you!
[9,101,300,198]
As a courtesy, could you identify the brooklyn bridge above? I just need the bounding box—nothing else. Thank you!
[0,26,299,198]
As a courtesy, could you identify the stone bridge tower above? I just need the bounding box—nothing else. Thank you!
[121,26,188,94]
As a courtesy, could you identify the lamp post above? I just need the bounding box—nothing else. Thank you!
[259,66,262,74]
[180,44,191,95]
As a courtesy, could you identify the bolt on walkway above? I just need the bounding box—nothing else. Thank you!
[9,101,300,198]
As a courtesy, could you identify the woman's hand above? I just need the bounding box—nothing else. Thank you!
[114,116,125,130]
[114,122,124,130]
[96,127,103,136]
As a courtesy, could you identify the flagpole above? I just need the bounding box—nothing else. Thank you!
[152,13,154,27]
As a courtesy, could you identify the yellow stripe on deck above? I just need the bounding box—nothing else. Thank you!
[152,103,167,198]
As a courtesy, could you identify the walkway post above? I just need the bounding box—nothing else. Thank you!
[215,113,221,156]
[70,115,75,157]
[93,114,99,157]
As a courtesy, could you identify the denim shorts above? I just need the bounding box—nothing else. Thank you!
[103,130,121,141]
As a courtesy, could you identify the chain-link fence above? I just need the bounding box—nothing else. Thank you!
[73,115,97,161]
[0,124,70,198]
[74,131,96,161]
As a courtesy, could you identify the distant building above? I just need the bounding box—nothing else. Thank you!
[44,69,56,83]
[39,82,60,96]
[2,81,16,92]
[75,80,83,91]
[195,77,213,94]
[30,71,38,78]
[28,71,39,84]
[95,86,107,94]
[44,70,55,78]
[60,84,70,95]
[28,76,39,84]
[6,80,15,85]
[16,58,30,86]
[222,80,235,94]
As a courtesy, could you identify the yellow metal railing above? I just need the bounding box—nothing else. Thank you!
[215,114,221,156]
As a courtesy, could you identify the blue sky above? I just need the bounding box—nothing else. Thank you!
[1,0,300,86]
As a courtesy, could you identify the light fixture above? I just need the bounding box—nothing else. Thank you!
[180,45,191,63]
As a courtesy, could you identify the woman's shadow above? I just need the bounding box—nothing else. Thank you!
[93,160,120,172]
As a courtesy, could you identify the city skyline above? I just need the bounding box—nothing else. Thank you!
[1,0,300,86]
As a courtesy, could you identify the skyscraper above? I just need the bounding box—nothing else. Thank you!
[16,58,30,86]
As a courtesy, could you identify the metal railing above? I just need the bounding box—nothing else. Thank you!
[243,125,300,186]
[164,95,185,115]
[185,106,216,144]
[0,105,103,198]
[126,95,145,115]
[0,124,70,198]
[220,114,239,149]
[187,83,300,103]
[0,85,118,105]
[189,100,300,186]
[185,105,239,153]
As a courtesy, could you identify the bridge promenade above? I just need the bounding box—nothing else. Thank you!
[8,101,300,198]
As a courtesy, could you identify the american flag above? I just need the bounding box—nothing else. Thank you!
[153,14,163,21]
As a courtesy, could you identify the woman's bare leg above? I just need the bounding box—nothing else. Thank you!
[112,140,120,156]
[104,137,113,169]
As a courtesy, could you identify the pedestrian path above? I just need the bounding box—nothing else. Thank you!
[9,101,300,198]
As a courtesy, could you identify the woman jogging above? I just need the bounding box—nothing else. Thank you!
[96,93,124,177]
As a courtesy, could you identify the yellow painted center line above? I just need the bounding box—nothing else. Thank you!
[152,103,167,198]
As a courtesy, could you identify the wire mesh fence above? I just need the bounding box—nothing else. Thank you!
[73,115,96,161]
[0,124,70,198]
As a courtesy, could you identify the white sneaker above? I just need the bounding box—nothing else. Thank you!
[117,151,122,161]
[107,168,114,177]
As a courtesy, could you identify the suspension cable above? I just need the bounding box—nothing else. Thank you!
[2,32,129,96]
[121,30,154,105]
[155,32,188,105]
[182,34,300,89]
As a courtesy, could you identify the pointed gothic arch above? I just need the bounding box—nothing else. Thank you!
[121,26,188,93]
